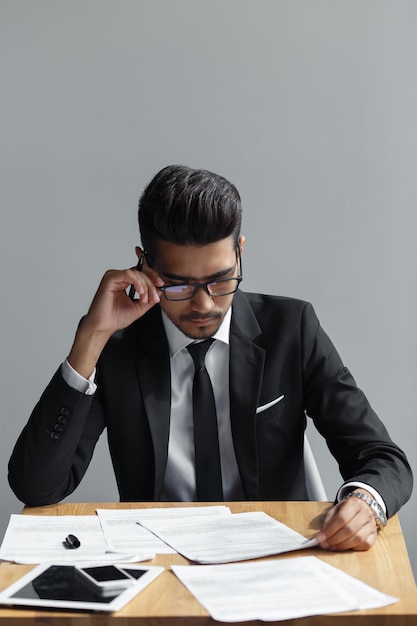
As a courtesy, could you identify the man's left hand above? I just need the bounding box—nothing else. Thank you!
[315,489,378,551]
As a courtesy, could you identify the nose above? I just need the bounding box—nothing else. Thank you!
[190,286,214,313]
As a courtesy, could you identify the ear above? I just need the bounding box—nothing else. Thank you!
[135,246,144,259]
[134,246,160,280]
[238,235,246,255]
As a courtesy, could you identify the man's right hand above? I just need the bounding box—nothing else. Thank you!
[67,264,164,379]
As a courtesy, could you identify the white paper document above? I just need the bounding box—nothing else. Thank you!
[172,556,398,622]
[137,510,318,563]
[97,506,231,555]
[0,515,153,564]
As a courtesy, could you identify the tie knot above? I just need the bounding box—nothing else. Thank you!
[187,338,215,370]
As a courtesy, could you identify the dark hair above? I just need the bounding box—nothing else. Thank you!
[138,165,242,264]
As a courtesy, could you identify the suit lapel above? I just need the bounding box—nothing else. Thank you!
[134,308,171,499]
[229,291,265,499]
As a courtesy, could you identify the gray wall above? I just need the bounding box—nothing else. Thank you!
[2,0,416,575]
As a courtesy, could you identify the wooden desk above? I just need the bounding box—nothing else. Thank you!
[0,501,416,625]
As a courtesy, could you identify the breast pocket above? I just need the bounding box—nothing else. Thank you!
[256,395,286,426]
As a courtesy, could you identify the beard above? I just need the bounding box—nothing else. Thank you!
[179,311,222,323]
[165,310,224,340]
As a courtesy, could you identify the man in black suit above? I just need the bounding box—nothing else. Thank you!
[9,165,412,551]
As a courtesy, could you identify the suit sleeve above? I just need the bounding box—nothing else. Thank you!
[8,366,105,506]
[301,302,413,518]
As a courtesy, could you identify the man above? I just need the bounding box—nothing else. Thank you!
[8,165,412,552]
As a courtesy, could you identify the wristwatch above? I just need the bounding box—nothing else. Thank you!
[344,491,387,531]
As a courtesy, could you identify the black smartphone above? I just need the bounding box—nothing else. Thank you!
[75,565,135,591]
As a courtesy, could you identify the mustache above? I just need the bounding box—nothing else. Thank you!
[179,312,222,322]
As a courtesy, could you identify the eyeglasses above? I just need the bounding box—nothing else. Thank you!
[158,248,242,302]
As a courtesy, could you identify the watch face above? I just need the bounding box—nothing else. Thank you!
[370,500,387,527]
[376,504,387,526]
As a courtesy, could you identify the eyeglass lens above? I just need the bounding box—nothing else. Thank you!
[163,278,240,301]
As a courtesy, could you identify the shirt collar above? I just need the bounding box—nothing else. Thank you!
[161,306,232,358]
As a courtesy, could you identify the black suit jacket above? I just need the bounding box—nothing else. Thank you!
[8,291,413,515]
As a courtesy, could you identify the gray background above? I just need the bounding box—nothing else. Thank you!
[1,1,416,575]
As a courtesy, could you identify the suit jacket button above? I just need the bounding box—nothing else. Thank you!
[50,432,61,441]
[54,424,64,433]
[57,415,68,425]
[60,407,71,417]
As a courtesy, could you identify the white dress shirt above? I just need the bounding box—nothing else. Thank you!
[159,307,245,500]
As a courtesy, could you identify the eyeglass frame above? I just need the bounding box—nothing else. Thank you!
[145,246,243,302]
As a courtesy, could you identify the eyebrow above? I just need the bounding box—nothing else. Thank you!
[162,264,235,283]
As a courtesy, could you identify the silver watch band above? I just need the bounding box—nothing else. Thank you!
[343,491,387,531]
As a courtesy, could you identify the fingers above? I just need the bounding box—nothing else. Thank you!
[129,254,165,304]
[84,267,164,336]
[316,498,378,552]
[127,267,164,305]
[104,266,164,304]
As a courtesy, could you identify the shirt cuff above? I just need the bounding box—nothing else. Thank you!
[337,481,387,514]
[61,359,97,396]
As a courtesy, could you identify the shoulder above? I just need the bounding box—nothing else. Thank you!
[232,290,321,346]
[241,290,309,310]
[237,290,318,324]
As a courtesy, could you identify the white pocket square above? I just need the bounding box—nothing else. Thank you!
[256,394,285,414]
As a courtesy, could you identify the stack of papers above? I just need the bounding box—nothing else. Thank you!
[0,514,152,564]
[172,557,397,622]
[136,510,318,563]
[0,506,398,621]
[0,506,233,564]
[96,505,230,556]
